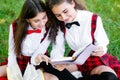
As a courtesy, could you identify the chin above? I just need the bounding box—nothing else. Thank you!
[65,19,73,23]
[66,21,72,23]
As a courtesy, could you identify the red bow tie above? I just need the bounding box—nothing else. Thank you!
[27,29,41,34]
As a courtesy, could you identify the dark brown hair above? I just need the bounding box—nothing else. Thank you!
[45,0,88,43]
[46,0,87,10]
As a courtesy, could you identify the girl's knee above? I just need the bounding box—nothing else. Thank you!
[90,65,118,80]
[0,65,7,77]
[44,72,59,80]
[90,65,116,76]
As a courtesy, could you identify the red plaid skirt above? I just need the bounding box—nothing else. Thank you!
[0,55,42,75]
[17,55,31,75]
[77,53,120,80]
[1,53,120,80]
[0,77,7,80]
[15,55,41,75]
[0,51,49,74]
[0,55,31,80]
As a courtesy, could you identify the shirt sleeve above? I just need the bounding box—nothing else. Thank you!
[31,31,51,65]
[8,24,17,67]
[50,28,65,59]
[94,16,109,53]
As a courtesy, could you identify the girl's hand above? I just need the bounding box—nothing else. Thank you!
[92,46,104,56]
[35,54,51,65]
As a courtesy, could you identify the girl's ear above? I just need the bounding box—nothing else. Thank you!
[71,0,75,8]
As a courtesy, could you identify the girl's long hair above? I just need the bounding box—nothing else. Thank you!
[14,0,53,57]
[45,0,88,44]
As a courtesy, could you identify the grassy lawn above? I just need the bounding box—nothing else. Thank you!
[0,0,25,62]
[0,0,120,62]
[86,0,120,57]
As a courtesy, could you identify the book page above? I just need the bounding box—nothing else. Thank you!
[51,57,73,64]
[36,69,45,80]
[23,63,45,80]
[7,63,44,80]
[7,64,22,80]
[73,44,97,64]
[72,44,94,57]
[23,63,38,80]
[72,46,86,58]
[51,44,97,65]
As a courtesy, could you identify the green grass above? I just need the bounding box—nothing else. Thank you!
[0,0,120,62]
[86,0,120,57]
[0,0,25,62]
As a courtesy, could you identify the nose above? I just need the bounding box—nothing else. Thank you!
[61,14,67,21]
[40,21,45,26]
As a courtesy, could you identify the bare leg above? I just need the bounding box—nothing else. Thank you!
[90,65,117,76]
[90,65,118,80]
[44,72,59,80]
[65,64,78,72]
[0,65,7,77]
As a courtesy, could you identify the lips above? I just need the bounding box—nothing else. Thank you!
[64,18,69,22]
[38,26,45,29]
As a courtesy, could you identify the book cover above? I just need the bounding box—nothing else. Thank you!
[51,44,97,65]
[7,64,22,80]
[7,63,44,80]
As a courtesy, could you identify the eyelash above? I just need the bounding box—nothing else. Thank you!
[56,11,68,17]
[34,20,39,23]
[56,15,61,17]
[43,15,47,19]
[64,11,68,13]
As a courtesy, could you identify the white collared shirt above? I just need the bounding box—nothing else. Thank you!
[65,10,109,54]
[8,24,65,66]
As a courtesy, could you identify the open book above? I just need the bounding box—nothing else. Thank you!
[51,44,97,65]
[7,63,44,80]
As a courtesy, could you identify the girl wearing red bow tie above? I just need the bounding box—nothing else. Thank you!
[42,0,120,80]
[0,0,65,79]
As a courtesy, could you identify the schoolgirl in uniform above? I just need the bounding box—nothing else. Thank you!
[0,0,65,80]
[44,0,120,80]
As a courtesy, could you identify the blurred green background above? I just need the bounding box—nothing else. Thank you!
[0,0,120,62]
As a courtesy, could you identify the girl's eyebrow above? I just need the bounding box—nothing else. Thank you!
[63,8,67,12]
[54,8,67,15]
[42,14,46,19]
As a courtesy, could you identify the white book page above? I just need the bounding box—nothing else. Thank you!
[23,63,38,80]
[51,44,97,65]
[72,44,95,58]
[7,64,22,80]
[51,57,73,62]
[73,44,97,64]
[35,69,45,80]
[7,63,44,80]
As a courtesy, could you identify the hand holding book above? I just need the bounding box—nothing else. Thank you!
[51,44,97,65]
